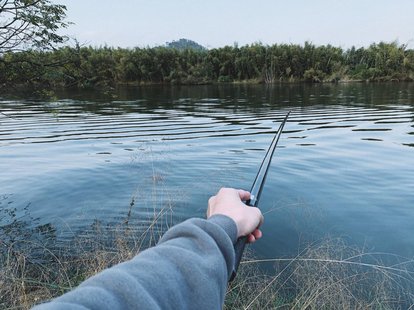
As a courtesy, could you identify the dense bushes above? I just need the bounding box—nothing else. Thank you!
[1,41,413,89]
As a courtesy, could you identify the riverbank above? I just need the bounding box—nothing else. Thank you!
[2,82,414,308]
[1,194,413,309]
[1,215,413,309]
[1,41,413,93]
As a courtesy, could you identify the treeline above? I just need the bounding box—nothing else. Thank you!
[1,41,413,89]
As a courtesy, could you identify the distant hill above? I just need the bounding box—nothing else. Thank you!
[165,39,206,51]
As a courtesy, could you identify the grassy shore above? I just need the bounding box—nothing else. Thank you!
[1,41,413,92]
[1,142,414,309]
[1,207,414,309]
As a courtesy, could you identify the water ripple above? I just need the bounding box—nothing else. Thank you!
[1,84,414,261]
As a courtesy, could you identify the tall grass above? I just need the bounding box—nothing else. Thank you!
[1,209,414,309]
[0,144,178,309]
[227,239,414,309]
[1,155,414,310]
[0,194,179,309]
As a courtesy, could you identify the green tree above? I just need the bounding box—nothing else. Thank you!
[1,41,414,90]
[0,0,69,53]
[165,38,206,51]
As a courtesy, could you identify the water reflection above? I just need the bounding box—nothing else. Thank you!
[0,83,414,261]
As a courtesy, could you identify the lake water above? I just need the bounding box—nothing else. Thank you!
[1,83,414,261]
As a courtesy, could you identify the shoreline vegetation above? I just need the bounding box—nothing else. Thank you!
[2,220,414,309]
[1,41,414,94]
[1,197,414,309]
[2,38,414,308]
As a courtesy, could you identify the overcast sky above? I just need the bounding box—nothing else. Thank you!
[56,0,414,49]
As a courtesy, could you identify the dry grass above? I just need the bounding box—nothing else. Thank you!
[0,204,178,309]
[1,220,414,309]
[1,185,414,310]
[227,238,414,309]
[0,173,176,309]
[0,221,136,308]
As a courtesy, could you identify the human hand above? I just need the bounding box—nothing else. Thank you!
[207,188,264,243]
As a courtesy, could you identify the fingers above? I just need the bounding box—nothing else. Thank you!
[255,208,264,227]
[208,188,264,240]
[247,234,256,243]
[246,229,263,243]
[216,187,250,202]
[237,189,251,202]
[252,228,262,239]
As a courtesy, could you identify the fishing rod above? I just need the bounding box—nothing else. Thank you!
[230,111,290,282]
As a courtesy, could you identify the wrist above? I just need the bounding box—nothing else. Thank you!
[207,214,238,244]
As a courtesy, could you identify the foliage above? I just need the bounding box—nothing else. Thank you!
[0,41,413,91]
[165,38,206,51]
[0,0,69,53]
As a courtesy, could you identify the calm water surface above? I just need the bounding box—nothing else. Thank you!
[1,83,413,260]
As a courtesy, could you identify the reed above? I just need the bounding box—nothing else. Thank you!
[1,168,413,309]
[1,218,414,309]
[0,199,178,309]
[227,238,414,309]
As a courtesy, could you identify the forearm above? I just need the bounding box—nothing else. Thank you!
[33,215,237,310]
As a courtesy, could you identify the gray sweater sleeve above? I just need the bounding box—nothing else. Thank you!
[32,215,238,310]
